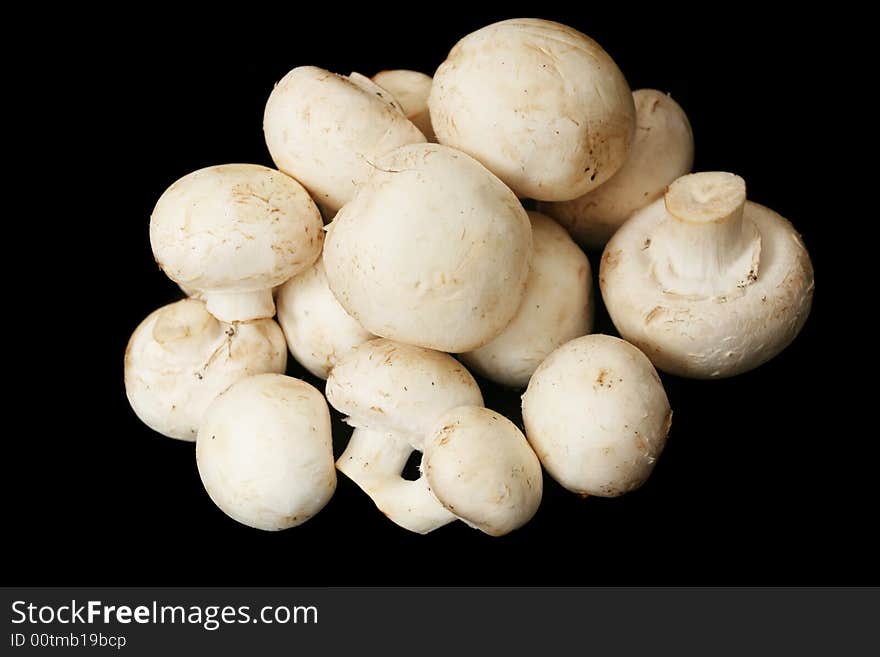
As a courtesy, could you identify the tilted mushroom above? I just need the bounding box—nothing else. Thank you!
[522,334,671,497]
[423,406,543,536]
[124,298,287,441]
[600,172,814,378]
[324,143,532,353]
[460,211,593,387]
[540,89,694,248]
[275,256,374,380]
[150,164,323,322]
[196,373,336,531]
[372,69,435,141]
[429,18,635,201]
[263,66,426,215]
[326,338,483,533]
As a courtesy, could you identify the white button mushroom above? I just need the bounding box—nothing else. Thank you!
[124,298,287,441]
[327,339,484,533]
[429,18,635,201]
[196,373,336,531]
[540,89,694,248]
[600,172,815,378]
[324,143,533,353]
[372,69,435,142]
[423,406,543,536]
[522,334,671,497]
[150,164,323,323]
[460,211,593,387]
[263,66,426,214]
[275,256,375,380]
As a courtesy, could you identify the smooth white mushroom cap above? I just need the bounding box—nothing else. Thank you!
[196,374,336,531]
[460,211,593,387]
[150,164,323,322]
[429,18,635,201]
[372,69,435,141]
[326,338,483,450]
[275,257,374,379]
[124,298,287,441]
[263,66,426,214]
[324,143,532,352]
[522,335,671,497]
[423,406,543,536]
[600,172,814,378]
[540,89,694,248]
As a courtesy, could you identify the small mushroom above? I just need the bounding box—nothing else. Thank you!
[196,373,336,531]
[124,298,287,441]
[326,338,483,533]
[150,164,323,322]
[600,171,814,378]
[372,69,435,141]
[275,256,374,380]
[522,335,671,497]
[263,66,426,214]
[460,211,593,387]
[423,406,543,536]
[429,18,635,201]
[324,143,533,353]
[540,89,694,248]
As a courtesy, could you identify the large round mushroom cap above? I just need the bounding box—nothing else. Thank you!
[324,143,532,353]
[196,374,336,531]
[429,18,635,201]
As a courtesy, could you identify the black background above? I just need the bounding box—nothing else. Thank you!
[12,6,867,586]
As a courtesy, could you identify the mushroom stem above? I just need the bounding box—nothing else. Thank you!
[203,289,275,323]
[652,172,761,295]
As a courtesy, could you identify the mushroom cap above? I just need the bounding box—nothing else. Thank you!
[423,406,543,536]
[600,199,814,378]
[263,66,426,213]
[429,18,635,201]
[540,89,694,248]
[196,373,336,531]
[124,299,287,441]
[522,334,671,497]
[276,257,374,379]
[150,163,323,307]
[324,143,532,352]
[325,338,483,449]
[372,69,435,141]
[460,211,593,387]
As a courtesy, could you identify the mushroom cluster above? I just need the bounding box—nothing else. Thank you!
[125,18,813,535]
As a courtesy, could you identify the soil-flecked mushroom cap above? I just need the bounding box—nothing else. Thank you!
[196,374,336,531]
[540,89,694,248]
[323,143,532,353]
[429,18,635,201]
[600,171,814,378]
[522,334,671,497]
[460,211,593,387]
[423,406,543,536]
[150,164,323,322]
[372,69,435,141]
[263,66,426,214]
[124,298,287,441]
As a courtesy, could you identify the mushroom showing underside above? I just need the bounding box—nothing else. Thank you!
[460,211,593,387]
[540,89,694,248]
[327,338,483,533]
[275,256,374,380]
[372,69,435,142]
[124,298,287,441]
[150,163,323,322]
[263,66,426,215]
[324,143,532,353]
[196,373,336,531]
[522,334,671,497]
[429,18,635,201]
[600,171,814,378]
